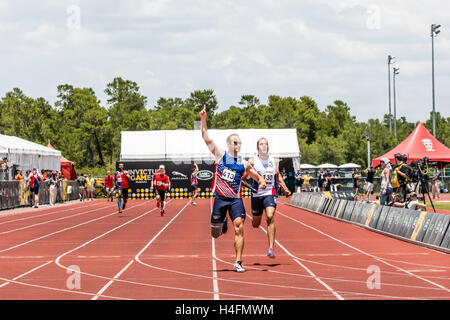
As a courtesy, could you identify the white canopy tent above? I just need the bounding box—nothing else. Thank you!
[338,163,361,169]
[317,163,338,169]
[121,128,301,169]
[0,134,61,173]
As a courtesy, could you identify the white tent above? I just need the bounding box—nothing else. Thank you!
[300,163,316,169]
[317,163,338,169]
[0,134,61,172]
[338,163,361,169]
[121,128,300,166]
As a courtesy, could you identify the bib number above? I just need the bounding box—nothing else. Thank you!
[222,168,236,183]
[263,173,273,184]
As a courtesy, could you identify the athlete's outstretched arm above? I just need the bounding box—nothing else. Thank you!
[275,159,291,196]
[199,105,224,162]
[245,161,266,190]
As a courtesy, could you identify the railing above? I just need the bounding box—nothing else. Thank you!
[0,180,80,210]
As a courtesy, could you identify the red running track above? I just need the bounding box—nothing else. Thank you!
[0,198,449,300]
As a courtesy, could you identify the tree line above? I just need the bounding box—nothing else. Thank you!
[1,76,449,172]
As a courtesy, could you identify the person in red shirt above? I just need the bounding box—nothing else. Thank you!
[104,171,115,202]
[115,163,131,213]
[151,165,171,216]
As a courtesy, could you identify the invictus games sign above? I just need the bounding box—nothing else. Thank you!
[117,161,218,199]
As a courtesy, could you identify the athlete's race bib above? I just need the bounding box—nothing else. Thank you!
[222,168,236,183]
[263,173,274,184]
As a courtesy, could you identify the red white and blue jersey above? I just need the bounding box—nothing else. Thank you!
[211,152,245,199]
[191,172,198,186]
[115,170,128,188]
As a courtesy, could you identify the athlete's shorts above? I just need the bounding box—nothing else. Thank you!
[106,187,114,193]
[30,187,39,195]
[115,184,123,191]
[122,188,129,199]
[211,195,245,223]
[191,184,198,192]
[251,195,277,216]
[156,189,166,201]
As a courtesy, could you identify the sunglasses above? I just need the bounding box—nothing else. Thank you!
[232,141,242,146]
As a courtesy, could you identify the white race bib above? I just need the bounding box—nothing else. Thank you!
[222,168,236,183]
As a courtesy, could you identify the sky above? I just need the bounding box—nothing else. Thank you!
[0,0,449,122]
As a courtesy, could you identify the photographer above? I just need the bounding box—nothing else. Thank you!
[391,153,410,203]
[432,165,441,199]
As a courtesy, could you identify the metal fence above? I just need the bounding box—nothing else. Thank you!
[0,180,80,210]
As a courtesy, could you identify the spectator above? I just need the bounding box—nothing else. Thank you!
[86,174,95,201]
[352,168,360,197]
[49,171,58,206]
[324,169,332,192]
[279,168,288,196]
[364,166,375,203]
[379,158,393,206]
[409,167,420,194]
[317,168,325,191]
[15,169,24,181]
[406,192,426,211]
[432,165,441,199]
[303,171,311,192]
[392,153,410,203]
[295,170,303,193]
[0,157,13,180]
[77,174,87,201]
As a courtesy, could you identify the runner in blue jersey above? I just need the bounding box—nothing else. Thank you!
[200,105,266,273]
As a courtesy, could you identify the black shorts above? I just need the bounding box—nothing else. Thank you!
[122,188,129,200]
[30,187,39,195]
[156,189,166,201]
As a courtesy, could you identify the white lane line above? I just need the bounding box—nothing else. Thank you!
[92,260,134,300]
[0,201,103,226]
[276,208,450,294]
[54,201,167,299]
[0,204,111,235]
[209,197,220,300]
[246,214,344,300]
[0,202,147,254]
[0,260,53,288]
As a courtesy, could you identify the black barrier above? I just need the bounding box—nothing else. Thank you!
[375,206,391,231]
[357,203,373,225]
[0,181,21,209]
[417,213,438,243]
[335,200,347,219]
[329,191,355,200]
[382,207,400,233]
[401,210,420,239]
[428,215,450,247]
[342,201,355,221]
[441,222,450,248]
[368,205,383,228]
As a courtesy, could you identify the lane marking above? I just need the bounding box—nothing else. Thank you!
[0,202,147,254]
[0,260,53,288]
[246,213,344,300]
[276,207,450,294]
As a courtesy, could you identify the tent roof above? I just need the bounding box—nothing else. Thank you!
[339,163,361,169]
[300,163,316,169]
[317,163,338,168]
[120,129,300,161]
[372,122,450,167]
[0,134,61,157]
[47,143,73,163]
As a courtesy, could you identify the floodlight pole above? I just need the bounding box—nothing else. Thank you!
[387,55,394,132]
[393,67,399,138]
[431,24,440,137]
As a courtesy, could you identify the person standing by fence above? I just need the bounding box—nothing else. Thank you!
[86,174,95,201]
[49,171,58,206]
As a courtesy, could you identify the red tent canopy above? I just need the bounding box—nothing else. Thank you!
[46,143,78,180]
[372,122,450,167]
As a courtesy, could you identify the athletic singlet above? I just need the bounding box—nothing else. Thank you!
[251,155,277,197]
[211,152,245,199]
[191,172,198,185]
[115,171,128,188]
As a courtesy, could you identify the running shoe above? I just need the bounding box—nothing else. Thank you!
[160,209,164,216]
[233,261,245,273]
[267,248,275,259]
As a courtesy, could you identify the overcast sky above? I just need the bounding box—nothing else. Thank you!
[1,0,449,122]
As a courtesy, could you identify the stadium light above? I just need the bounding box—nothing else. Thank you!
[431,24,441,137]
[387,55,396,133]
[393,67,400,138]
